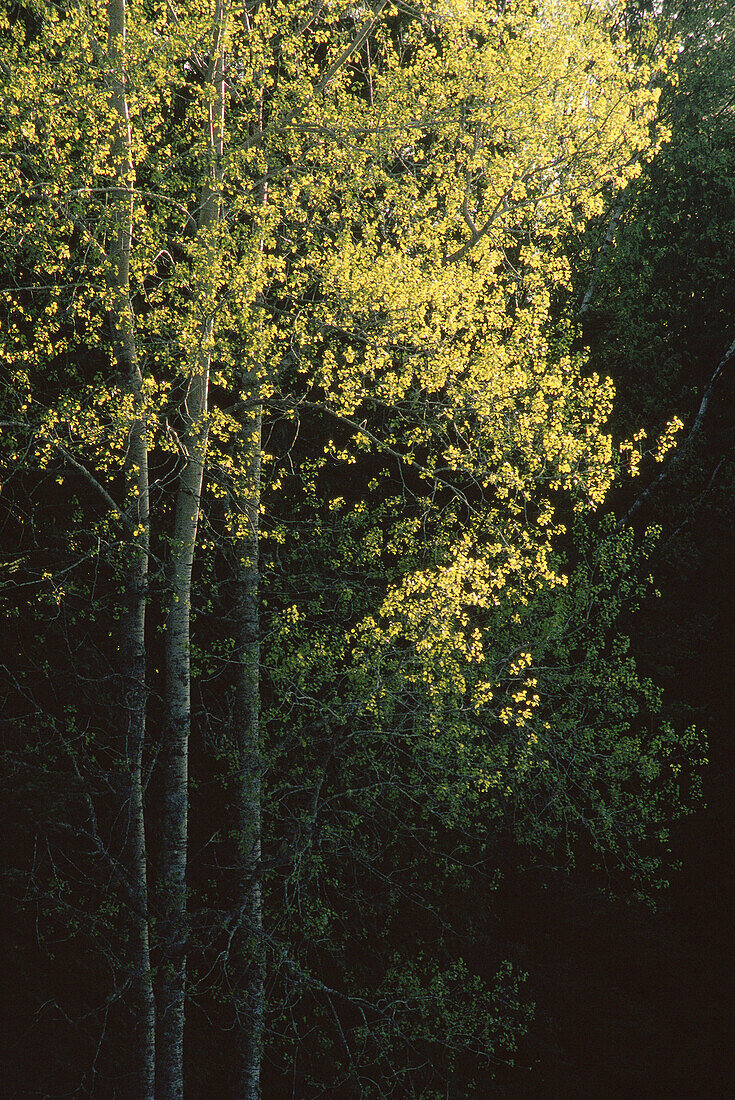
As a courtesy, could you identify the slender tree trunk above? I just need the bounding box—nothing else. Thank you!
[156,6,228,1095]
[231,401,265,1100]
[157,387,207,1100]
[119,476,155,1100]
[106,0,155,1094]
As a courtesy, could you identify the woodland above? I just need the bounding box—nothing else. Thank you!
[0,0,733,1096]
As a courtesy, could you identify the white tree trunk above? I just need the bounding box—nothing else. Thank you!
[158,401,207,1098]
[156,5,227,1094]
[106,0,155,1093]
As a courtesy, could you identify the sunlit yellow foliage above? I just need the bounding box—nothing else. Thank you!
[1,0,665,785]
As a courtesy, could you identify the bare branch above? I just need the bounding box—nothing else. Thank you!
[285,398,472,510]
[578,189,629,316]
[312,0,389,98]
[620,336,735,527]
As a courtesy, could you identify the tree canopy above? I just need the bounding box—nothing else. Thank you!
[0,0,706,1095]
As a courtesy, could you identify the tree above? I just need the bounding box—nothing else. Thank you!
[0,0,691,1094]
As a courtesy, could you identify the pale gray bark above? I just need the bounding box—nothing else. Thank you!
[119,494,155,1100]
[156,207,212,1100]
[157,403,206,1099]
[106,0,155,1094]
[156,6,228,1096]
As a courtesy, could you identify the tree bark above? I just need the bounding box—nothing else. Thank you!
[106,0,155,1094]
[156,5,228,1095]
[157,394,207,1098]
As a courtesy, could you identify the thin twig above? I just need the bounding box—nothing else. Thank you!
[620,335,735,527]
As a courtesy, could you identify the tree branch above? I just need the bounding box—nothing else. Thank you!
[578,188,629,316]
[620,335,735,527]
[283,398,472,510]
[0,420,143,533]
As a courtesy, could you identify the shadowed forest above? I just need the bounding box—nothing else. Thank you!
[1,0,733,1096]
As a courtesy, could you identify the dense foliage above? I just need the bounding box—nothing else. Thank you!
[0,0,719,1095]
